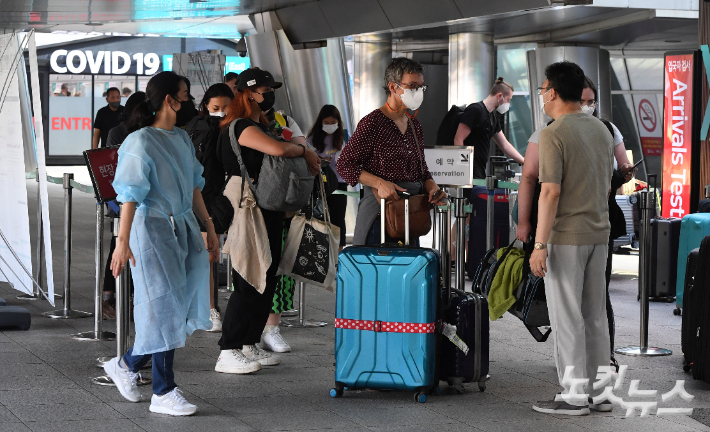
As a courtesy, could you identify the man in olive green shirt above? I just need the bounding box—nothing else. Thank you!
[529,61,614,417]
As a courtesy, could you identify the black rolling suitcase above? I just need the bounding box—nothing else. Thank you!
[682,247,700,372]
[466,186,509,280]
[646,218,681,299]
[439,288,489,393]
[0,306,31,330]
[692,236,710,383]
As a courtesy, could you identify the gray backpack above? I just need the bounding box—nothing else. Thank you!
[228,119,314,212]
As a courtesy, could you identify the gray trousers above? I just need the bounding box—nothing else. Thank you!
[546,244,610,405]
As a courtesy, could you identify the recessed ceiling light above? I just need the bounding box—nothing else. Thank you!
[665,40,682,43]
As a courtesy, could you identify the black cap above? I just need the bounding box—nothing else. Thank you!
[237,68,282,90]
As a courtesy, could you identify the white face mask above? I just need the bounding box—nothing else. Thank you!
[322,123,338,134]
[397,85,424,110]
[539,89,552,118]
[209,111,225,117]
[496,96,510,114]
[580,105,595,115]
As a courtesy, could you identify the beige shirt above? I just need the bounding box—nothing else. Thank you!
[538,113,614,245]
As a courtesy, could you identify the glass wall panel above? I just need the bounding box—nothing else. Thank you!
[496,43,536,94]
[48,74,93,156]
[610,58,629,91]
[626,58,664,91]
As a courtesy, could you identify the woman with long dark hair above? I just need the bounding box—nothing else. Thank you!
[184,83,234,332]
[106,91,146,147]
[215,68,320,374]
[105,71,220,416]
[307,104,347,251]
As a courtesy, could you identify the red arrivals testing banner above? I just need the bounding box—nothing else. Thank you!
[662,54,694,218]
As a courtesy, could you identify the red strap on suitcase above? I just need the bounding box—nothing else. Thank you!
[334,318,436,333]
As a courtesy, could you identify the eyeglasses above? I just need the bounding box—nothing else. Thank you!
[398,82,428,92]
[581,101,597,108]
[536,86,552,95]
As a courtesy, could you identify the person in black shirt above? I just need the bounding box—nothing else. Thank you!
[92,87,123,149]
[454,77,524,178]
[106,91,146,147]
[214,68,320,374]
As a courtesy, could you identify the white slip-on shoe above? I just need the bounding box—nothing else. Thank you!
[149,388,197,416]
[243,344,281,366]
[208,309,222,333]
[215,349,262,374]
[260,326,291,353]
[103,357,142,403]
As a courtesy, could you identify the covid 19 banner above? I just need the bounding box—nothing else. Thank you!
[662,53,695,218]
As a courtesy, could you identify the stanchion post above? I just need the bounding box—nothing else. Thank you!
[435,192,451,302]
[282,282,327,328]
[72,203,115,341]
[485,175,497,251]
[615,185,671,357]
[93,205,151,386]
[44,173,91,319]
[450,188,467,292]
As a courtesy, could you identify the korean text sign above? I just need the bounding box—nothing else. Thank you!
[662,54,694,218]
[83,147,119,203]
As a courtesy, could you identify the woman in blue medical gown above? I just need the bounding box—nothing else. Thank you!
[104,71,220,417]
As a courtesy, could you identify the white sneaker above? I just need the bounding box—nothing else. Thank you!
[208,309,222,332]
[103,357,141,402]
[243,344,281,366]
[149,388,197,416]
[260,326,291,353]
[215,349,262,374]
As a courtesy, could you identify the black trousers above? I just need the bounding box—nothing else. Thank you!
[103,236,116,294]
[218,208,284,350]
[605,237,616,357]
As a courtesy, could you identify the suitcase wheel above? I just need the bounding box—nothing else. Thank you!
[414,392,427,403]
[330,388,343,398]
[674,308,681,316]
[683,364,691,373]
[478,382,486,392]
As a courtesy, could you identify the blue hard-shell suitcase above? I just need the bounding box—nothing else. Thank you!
[331,196,440,403]
[676,214,710,309]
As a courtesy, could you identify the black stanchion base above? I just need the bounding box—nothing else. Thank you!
[43,309,92,319]
[615,346,672,357]
[282,319,327,328]
[71,331,115,341]
[17,293,63,300]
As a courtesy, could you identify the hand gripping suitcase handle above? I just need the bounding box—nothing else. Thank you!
[380,191,410,245]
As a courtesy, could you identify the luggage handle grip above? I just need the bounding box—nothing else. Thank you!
[526,324,551,342]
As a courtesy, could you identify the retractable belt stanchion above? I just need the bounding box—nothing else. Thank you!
[72,203,116,341]
[44,173,92,319]
[485,175,497,251]
[451,188,468,292]
[434,192,452,299]
[616,178,671,357]
[282,281,327,328]
[93,206,151,386]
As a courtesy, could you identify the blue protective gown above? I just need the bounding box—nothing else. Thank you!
[112,126,211,355]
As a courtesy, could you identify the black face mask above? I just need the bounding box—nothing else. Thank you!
[175,100,198,127]
[257,91,276,112]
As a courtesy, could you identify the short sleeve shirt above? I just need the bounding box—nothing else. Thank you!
[460,102,502,179]
[335,109,432,186]
[220,119,270,183]
[94,105,124,148]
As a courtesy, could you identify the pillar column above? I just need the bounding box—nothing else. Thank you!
[448,33,496,108]
[352,34,391,124]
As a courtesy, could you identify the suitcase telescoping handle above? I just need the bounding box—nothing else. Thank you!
[380,191,411,245]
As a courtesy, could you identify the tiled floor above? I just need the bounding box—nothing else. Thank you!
[1,179,710,431]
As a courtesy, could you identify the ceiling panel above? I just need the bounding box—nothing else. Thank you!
[319,0,392,39]
[376,0,462,29]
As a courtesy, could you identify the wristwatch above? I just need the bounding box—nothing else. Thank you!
[534,242,547,250]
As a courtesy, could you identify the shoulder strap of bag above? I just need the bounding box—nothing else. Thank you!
[228,119,258,208]
[407,118,426,182]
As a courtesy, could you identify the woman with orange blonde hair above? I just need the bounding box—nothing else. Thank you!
[214,68,320,374]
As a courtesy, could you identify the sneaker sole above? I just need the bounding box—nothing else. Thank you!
[533,406,590,416]
[214,363,262,374]
[207,328,222,333]
[261,345,291,353]
[254,358,282,366]
[590,404,613,412]
[103,362,141,403]
[149,404,197,416]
